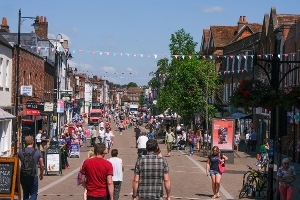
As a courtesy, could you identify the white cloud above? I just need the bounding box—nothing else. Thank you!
[101,66,116,74]
[126,67,138,75]
[202,6,225,13]
[68,60,94,73]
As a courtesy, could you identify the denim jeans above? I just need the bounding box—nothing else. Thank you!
[98,137,104,143]
[113,181,122,200]
[189,143,194,154]
[20,175,38,200]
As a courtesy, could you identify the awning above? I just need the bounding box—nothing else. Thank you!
[0,108,16,119]
[231,112,248,118]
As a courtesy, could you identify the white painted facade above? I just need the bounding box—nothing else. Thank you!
[0,43,12,106]
[0,42,14,157]
[84,82,93,113]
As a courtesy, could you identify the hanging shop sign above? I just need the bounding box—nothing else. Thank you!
[44,102,54,112]
[61,93,72,103]
[20,85,33,96]
[57,99,65,113]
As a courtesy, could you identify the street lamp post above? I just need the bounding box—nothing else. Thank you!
[254,28,300,200]
[53,34,64,139]
[14,9,39,156]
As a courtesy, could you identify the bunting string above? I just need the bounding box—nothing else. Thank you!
[20,44,294,60]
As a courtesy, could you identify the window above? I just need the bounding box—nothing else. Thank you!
[244,52,248,71]
[5,60,9,87]
[238,55,242,71]
[226,57,229,71]
[231,57,235,71]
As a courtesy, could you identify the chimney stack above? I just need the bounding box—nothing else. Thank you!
[237,15,248,32]
[0,17,10,33]
[35,16,48,40]
[239,16,243,22]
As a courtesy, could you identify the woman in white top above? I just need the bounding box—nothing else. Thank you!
[35,130,42,149]
[105,127,114,153]
[202,130,208,150]
[107,149,124,200]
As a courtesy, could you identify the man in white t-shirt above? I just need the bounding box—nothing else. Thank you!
[99,120,105,129]
[98,126,105,143]
[136,132,148,158]
[108,149,124,200]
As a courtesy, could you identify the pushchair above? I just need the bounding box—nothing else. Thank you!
[172,137,186,150]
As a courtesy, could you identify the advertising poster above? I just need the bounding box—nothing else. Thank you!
[46,154,60,172]
[211,118,235,151]
[70,144,80,158]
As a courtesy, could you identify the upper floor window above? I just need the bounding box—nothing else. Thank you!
[238,55,242,71]
[5,60,9,87]
[244,52,248,71]
[226,57,229,71]
[231,57,235,71]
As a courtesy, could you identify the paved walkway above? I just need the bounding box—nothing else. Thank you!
[6,122,300,200]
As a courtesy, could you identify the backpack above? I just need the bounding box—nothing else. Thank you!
[21,149,37,176]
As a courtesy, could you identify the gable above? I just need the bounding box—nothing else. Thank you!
[231,23,262,43]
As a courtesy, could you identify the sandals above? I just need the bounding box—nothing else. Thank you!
[212,194,220,198]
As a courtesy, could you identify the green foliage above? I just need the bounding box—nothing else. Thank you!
[138,94,144,105]
[126,82,138,88]
[149,29,219,121]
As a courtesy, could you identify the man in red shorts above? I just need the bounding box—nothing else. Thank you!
[80,143,114,200]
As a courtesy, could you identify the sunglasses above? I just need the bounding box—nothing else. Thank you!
[283,163,289,165]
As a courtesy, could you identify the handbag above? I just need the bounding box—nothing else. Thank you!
[77,171,82,186]
[218,154,226,173]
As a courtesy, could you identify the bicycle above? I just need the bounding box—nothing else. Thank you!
[239,165,276,199]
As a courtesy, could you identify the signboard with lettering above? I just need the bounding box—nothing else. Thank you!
[0,163,13,194]
[24,101,45,116]
[45,146,62,175]
[20,85,33,96]
[70,143,80,158]
[44,102,54,112]
[0,157,20,199]
[57,99,65,113]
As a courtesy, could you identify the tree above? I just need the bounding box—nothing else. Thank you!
[152,29,219,123]
[126,82,138,88]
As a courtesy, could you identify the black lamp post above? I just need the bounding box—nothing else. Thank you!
[254,28,300,200]
[14,9,39,156]
[53,34,64,140]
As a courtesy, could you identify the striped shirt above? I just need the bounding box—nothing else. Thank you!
[134,152,169,199]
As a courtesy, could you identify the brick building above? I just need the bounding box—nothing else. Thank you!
[201,7,300,154]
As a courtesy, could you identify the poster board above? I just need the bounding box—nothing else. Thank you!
[0,157,20,200]
[211,118,235,151]
[45,147,61,175]
[69,143,80,158]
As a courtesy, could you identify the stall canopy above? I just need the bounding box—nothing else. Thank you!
[231,112,249,119]
[0,108,16,119]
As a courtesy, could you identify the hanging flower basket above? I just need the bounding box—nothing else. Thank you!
[230,79,277,111]
[230,79,300,111]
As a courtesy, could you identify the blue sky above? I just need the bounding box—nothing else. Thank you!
[1,0,300,86]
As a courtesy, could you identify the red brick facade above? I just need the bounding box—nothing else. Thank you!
[12,47,55,107]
